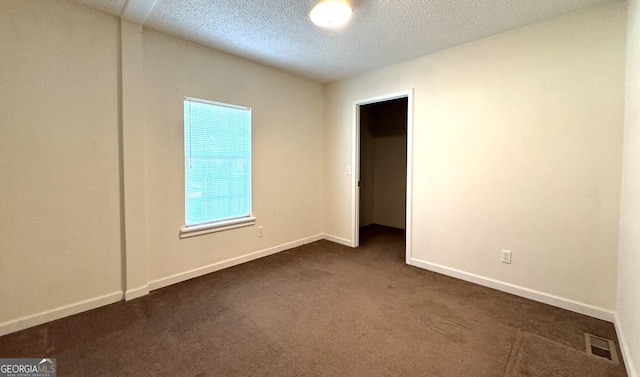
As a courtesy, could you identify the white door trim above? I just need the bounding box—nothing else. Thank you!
[351,89,414,264]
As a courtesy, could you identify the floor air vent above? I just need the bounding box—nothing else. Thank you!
[585,333,619,364]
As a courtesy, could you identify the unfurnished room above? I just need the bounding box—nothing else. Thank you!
[0,0,639,376]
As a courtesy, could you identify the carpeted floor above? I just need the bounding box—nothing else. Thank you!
[0,225,628,376]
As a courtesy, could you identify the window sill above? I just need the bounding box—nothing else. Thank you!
[179,217,256,239]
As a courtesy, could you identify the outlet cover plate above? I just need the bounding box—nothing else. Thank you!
[501,249,512,264]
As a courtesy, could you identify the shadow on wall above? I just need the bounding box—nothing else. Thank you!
[359,97,408,230]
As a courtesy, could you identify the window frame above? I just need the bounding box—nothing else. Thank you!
[179,96,255,239]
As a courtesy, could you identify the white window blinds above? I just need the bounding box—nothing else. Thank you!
[184,97,252,227]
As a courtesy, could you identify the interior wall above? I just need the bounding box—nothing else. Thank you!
[0,0,122,324]
[143,30,325,284]
[324,1,626,310]
[617,0,640,374]
[0,0,632,346]
[372,135,407,229]
[359,108,376,227]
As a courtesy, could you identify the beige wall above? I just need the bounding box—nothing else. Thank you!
[0,0,324,332]
[618,0,640,374]
[359,110,375,227]
[0,0,633,346]
[372,135,407,229]
[121,20,149,299]
[0,1,122,323]
[324,1,626,310]
[143,30,325,284]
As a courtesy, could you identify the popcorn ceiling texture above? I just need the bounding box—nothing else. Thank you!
[71,0,612,83]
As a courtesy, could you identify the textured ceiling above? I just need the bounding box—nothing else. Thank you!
[73,0,612,83]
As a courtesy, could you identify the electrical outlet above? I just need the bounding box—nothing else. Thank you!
[501,249,512,264]
[258,226,264,237]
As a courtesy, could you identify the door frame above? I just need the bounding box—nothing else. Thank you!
[351,89,414,264]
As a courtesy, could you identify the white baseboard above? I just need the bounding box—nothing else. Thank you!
[125,285,149,301]
[323,234,353,247]
[613,313,638,377]
[409,258,615,322]
[0,235,328,337]
[148,234,325,291]
[0,291,123,337]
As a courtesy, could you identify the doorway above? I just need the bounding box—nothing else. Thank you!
[351,90,413,264]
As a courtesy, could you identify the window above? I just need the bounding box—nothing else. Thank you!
[180,97,254,238]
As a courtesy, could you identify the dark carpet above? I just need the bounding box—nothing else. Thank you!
[0,225,628,376]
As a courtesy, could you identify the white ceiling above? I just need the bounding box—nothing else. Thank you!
[73,0,612,83]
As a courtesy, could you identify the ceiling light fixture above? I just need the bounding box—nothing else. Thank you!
[309,0,352,28]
